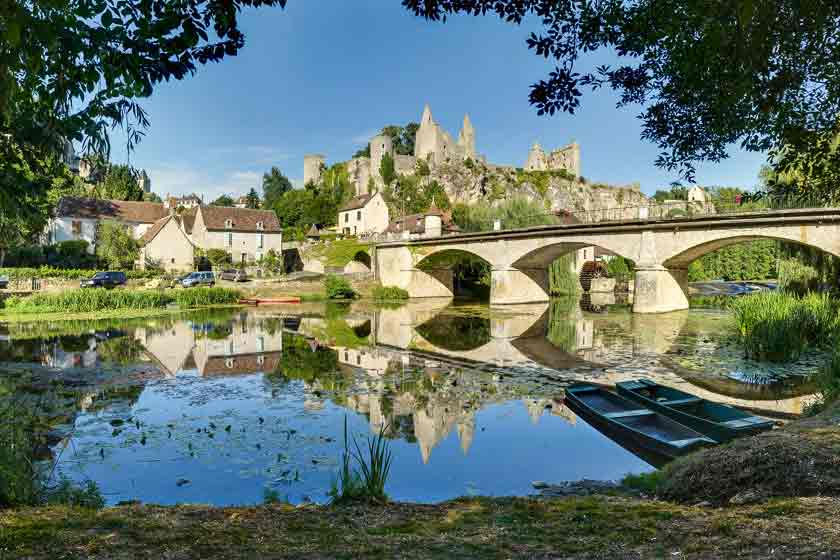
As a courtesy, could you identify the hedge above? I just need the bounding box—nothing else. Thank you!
[0,267,160,282]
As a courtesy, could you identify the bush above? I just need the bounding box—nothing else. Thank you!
[324,275,356,299]
[778,257,820,295]
[372,285,409,300]
[605,256,634,283]
[808,346,840,414]
[96,220,139,269]
[206,248,231,267]
[731,291,839,362]
[0,266,158,283]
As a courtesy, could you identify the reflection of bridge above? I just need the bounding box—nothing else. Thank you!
[375,209,840,312]
[292,301,813,417]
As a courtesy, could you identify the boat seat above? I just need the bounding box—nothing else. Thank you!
[604,409,654,419]
[721,417,771,428]
[670,437,710,448]
[661,397,701,406]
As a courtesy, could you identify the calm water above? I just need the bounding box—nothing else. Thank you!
[0,297,816,505]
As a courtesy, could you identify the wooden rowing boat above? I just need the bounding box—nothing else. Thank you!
[564,384,715,460]
[616,379,774,443]
[238,297,301,305]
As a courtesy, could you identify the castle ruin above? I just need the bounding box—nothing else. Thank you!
[304,104,580,197]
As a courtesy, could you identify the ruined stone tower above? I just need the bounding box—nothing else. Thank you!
[457,114,476,159]
[370,133,394,182]
[524,141,580,177]
[303,154,325,185]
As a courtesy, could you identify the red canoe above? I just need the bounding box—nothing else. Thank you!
[238,297,301,305]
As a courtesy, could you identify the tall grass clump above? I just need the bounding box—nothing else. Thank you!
[731,291,839,362]
[372,285,409,301]
[324,275,356,300]
[173,287,241,308]
[329,417,393,504]
[4,289,171,314]
[548,254,579,295]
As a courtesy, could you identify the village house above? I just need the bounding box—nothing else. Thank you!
[185,205,282,265]
[338,192,390,236]
[383,206,459,240]
[47,196,282,268]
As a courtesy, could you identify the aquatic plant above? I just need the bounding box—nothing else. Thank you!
[807,346,840,415]
[172,287,241,308]
[730,291,840,362]
[371,285,409,301]
[329,417,393,504]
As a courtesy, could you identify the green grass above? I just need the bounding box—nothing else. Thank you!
[3,287,241,314]
[302,240,370,267]
[372,285,409,301]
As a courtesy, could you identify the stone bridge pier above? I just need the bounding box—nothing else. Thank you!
[374,209,840,313]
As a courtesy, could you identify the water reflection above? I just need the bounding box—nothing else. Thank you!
[0,297,817,505]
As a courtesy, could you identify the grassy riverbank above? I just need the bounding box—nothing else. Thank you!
[2,496,838,558]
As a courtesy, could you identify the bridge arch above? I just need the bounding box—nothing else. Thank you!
[344,250,372,273]
[662,234,840,269]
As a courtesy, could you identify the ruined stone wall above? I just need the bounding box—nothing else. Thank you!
[303,154,325,186]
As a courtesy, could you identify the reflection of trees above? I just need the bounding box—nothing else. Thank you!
[545,298,578,352]
[97,336,144,365]
[268,333,340,385]
[415,314,490,351]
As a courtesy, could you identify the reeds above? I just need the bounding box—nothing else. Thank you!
[371,285,409,301]
[4,287,241,314]
[329,417,393,504]
[731,291,839,362]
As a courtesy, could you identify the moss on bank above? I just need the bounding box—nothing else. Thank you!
[2,495,839,559]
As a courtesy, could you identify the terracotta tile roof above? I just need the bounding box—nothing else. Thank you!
[138,215,172,246]
[200,352,282,377]
[199,205,281,232]
[385,210,459,235]
[339,194,373,211]
[56,196,169,224]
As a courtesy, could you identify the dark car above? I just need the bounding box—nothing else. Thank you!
[219,269,248,282]
[80,271,126,289]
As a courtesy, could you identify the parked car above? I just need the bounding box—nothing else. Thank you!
[180,271,215,288]
[219,269,248,282]
[0,275,8,290]
[80,271,126,289]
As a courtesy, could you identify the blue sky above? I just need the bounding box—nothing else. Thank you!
[113,1,768,200]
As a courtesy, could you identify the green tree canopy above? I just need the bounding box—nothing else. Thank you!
[262,167,292,208]
[245,187,261,209]
[212,195,235,207]
[404,1,840,196]
[380,153,396,186]
[94,164,145,201]
[96,220,138,269]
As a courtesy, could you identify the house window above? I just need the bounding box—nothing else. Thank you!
[256,221,264,230]
[345,213,349,223]
[257,336,265,353]
[71,221,82,235]
[225,219,232,228]
[171,258,175,264]
[257,233,263,248]
[356,211,361,221]
[226,232,232,246]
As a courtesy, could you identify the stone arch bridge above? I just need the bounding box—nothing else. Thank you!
[374,209,840,313]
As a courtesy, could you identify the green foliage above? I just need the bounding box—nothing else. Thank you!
[384,175,451,216]
[730,291,840,362]
[95,220,138,269]
[378,123,419,156]
[415,159,430,177]
[206,249,231,267]
[352,145,371,158]
[245,187,261,209]
[687,241,779,282]
[324,275,356,299]
[261,167,293,209]
[452,197,557,232]
[212,195,235,207]
[260,249,283,274]
[605,256,634,283]
[93,164,145,201]
[621,471,666,494]
[303,240,370,267]
[379,153,396,186]
[329,417,393,504]
[275,163,352,229]
[4,240,97,269]
[4,287,240,314]
[173,287,241,308]
[545,297,579,351]
[652,185,688,202]
[809,346,840,414]
[372,285,409,301]
[0,266,155,282]
[548,254,579,295]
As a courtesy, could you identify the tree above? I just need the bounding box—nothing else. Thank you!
[405,1,840,194]
[95,164,145,201]
[245,187,261,209]
[380,153,397,186]
[2,0,288,216]
[143,192,163,203]
[96,220,138,269]
[262,167,292,209]
[212,195,235,207]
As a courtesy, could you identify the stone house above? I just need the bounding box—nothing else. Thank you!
[46,197,169,253]
[185,205,282,265]
[338,192,390,236]
[138,214,196,272]
[383,207,459,240]
[687,186,708,203]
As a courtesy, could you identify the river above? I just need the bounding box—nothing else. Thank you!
[0,295,818,505]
